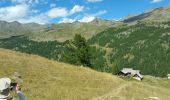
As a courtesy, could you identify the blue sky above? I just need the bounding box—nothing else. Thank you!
[0,0,169,24]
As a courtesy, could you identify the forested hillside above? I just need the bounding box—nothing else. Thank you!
[89,21,170,76]
[0,35,104,72]
[0,36,65,61]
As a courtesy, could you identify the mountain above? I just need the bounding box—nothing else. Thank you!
[89,21,170,76]
[123,6,170,23]
[0,20,45,39]
[29,18,123,42]
[90,18,119,26]
[0,19,123,42]
[1,5,170,77]
[1,48,170,100]
[0,21,170,76]
[0,21,26,38]
[1,6,170,41]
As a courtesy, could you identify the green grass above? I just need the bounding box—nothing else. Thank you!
[0,49,170,100]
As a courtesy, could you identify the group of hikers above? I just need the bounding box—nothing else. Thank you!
[0,78,25,100]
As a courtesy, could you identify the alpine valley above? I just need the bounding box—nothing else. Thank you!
[1,6,170,77]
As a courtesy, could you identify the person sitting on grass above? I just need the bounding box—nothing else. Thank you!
[0,78,25,100]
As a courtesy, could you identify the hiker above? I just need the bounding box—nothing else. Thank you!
[0,78,25,100]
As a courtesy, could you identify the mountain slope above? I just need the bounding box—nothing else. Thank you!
[89,21,170,76]
[1,6,170,41]
[29,19,123,42]
[0,48,124,100]
[0,49,170,100]
[0,21,45,39]
[1,21,170,76]
[0,19,123,42]
[123,6,170,23]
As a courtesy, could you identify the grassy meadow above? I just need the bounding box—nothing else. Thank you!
[0,48,170,100]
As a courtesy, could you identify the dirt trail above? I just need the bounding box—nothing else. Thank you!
[90,82,132,100]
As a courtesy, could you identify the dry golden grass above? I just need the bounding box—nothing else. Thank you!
[0,48,170,100]
[0,49,124,100]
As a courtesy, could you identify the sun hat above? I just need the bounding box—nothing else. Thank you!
[0,78,11,99]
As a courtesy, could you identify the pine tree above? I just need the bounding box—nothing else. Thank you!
[64,34,92,67]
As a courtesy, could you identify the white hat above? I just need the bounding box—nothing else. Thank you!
[0,78,11,99]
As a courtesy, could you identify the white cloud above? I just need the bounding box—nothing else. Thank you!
[18,14,48,24]
[0,3,48,24]
[93,10,107,16]
[87,0,103,3]
[112,18,122,21]
[0,1,105,24]
[0,4,85,24]
[151,0,162,3]
[11,0,39,4]
[59,18,76,23]
[59,10,107,23]
[11,0,27,3]
[58,15,96,23]
[47,7,69,18]
[78,10,107,23]
[31,9,39,13]
[78,16,95,22]
[0,4,29,22]
[70,5,84,14]
[59,15,97,23]
[47,5,84,18]
[50,3,56,8]
[35,0,39,4]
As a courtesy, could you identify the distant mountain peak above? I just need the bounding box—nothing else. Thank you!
[123,6,170,23]
[90,18,116,26]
